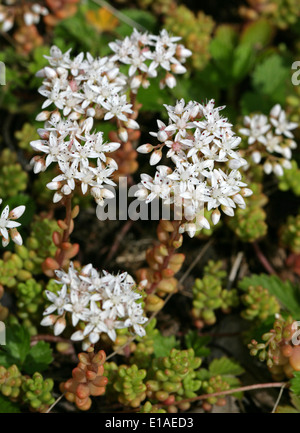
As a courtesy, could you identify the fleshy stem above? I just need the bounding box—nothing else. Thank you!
[147,219,183,295]
[42,194,80,276]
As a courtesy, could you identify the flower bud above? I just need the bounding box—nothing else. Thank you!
[171,63,187,74]
[137,143,153,154]
[211,209,221,225]
[150,149,162,165]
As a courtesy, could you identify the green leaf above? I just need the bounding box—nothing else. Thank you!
[153,334,179,358]
[23,341,53,375]
[137,77,173,113]
[291,393,300,411]
[240,91,274,115]
[276,405,300,413]
[117,9,157,37]
[252,54,290,102]
[291,372,300,396]
[224,376,243,399]
[196,368,211,381]
[0,395,21,413]
[238,274,300,318]
[0,325,30,367]
[184,331,211,357]
[240,19,274,49]
[232,43,255,80]
[277,393,300,413]
[209,357,244,377]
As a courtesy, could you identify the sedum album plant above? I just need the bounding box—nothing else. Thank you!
[21,27,254,412]
[2,0,300,415]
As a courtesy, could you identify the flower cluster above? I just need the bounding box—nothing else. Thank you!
[135,99,252,236]
[0,199,25,247]
[0,1,48,32]
[31,29,190,205]
[41,262,148,349]
[30,114,120,205]
[109,29,192,91]
[239,104,298,177]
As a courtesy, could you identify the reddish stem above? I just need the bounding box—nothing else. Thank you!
[253,242,277,275]
[159,382,287,408]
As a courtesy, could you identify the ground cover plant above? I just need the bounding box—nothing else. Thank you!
[0,0,300,414]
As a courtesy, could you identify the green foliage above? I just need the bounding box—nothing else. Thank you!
[165,5,214,71]
[277,393,300,413]
[0,149,28,200]
[198,357,244,404]
[21,372,54,412]
[184,331,211,358]
[0,324,52,374]
[130,319,159,368]
[117,9,157,37]
[239,278,281,321]
[0,364,23,400]
[138,401,166,413]
[239,274,300,318]
[22,342,53,375]
[208,357,245,377]
[290,372,300,396]
[53,4,102,56]
[15,123,39,153]
[0,251,24,288]
[147,348,202,409]
[280,213,300,253]
[278,160,300,195]
[0,394,21,413]
[240,19,274,49]
[227,183,268,243]
[16,279,44,335]
[113,364,147,408]
[153,333,179,359]
[191,261,239,327]
[252,54,291,104]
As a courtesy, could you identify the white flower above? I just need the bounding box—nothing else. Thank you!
[44,285,69,316]
[270,104,298,138]
[239,114,271,145]
[240,105,298,176]
[41,263,148,348]
[136,99,250,232]
[0,201,25,247]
